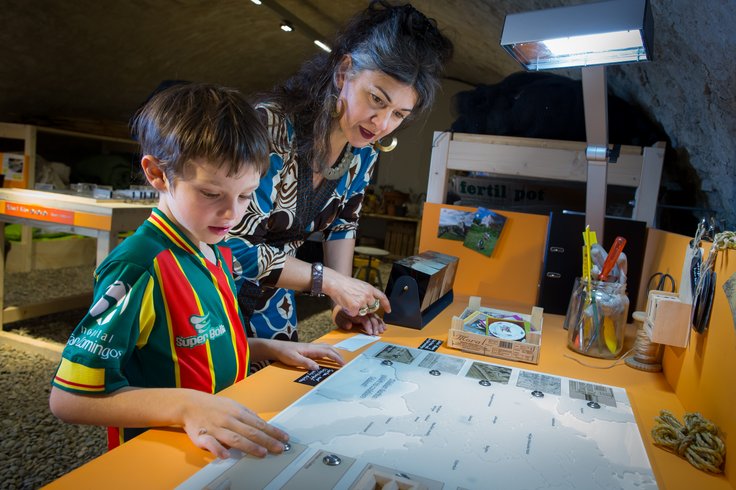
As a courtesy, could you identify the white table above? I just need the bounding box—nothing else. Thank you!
[0,188,153,327]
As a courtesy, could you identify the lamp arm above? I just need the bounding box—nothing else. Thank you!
[582,65,609,241]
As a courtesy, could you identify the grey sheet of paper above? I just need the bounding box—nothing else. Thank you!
[723,272,736,331]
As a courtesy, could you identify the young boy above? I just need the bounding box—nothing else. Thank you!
[49,83,344,460]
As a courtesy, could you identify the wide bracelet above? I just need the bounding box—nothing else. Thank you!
[310,262,324,297]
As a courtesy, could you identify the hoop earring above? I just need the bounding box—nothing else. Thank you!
[330,95,345,119]
[372,137,398,153]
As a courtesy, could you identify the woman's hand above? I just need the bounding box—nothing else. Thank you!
[179,389,289,460]
[322,269,391,318]
[332,306,387,336]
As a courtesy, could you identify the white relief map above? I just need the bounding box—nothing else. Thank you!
[179,342,657,490]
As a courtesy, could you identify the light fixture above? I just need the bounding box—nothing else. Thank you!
[314,40,331,53]
[500,0,653,240]
[254,0,332,54]
[280,20,294,32]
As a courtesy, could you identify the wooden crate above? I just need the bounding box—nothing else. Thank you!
[447,296,544,364]
[384,221,415,257]
[6,236,96,272]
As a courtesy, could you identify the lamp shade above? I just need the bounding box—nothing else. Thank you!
[501,0,653,70]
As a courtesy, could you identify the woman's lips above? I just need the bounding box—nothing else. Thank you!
[359,127,375,141]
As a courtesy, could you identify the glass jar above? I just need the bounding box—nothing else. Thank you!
[566,278,629,359]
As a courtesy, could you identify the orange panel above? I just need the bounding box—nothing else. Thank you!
[74,212,112,230]
[646,228,736,481]
[419,202,548,308]
[2,200,74,224]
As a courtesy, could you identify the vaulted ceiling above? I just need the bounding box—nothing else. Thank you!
[1,0,734,230]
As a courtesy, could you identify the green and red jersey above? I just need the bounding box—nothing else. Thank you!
[52,208,250,449]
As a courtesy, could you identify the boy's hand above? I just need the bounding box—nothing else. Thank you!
[269,341,345,371]
[181,390,289,460]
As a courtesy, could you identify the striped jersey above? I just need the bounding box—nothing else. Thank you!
[51,208,250,449]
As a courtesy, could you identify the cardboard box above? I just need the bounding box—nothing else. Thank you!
[447,297,544,364]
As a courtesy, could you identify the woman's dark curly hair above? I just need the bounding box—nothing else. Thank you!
[261,0,453,170]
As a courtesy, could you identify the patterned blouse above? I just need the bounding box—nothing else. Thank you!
[224,103,378,341]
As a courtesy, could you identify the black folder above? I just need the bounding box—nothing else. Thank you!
[537,211,647,323]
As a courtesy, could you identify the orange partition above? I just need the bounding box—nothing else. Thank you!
[418,202,548,307]
[642,228,736,481]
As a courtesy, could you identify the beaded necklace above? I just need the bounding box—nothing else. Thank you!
[321,144,354,180]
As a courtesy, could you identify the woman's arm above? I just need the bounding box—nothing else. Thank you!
[272,250,389,320]
[49,386,288,460]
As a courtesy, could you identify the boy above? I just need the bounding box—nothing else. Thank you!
[49,83,344,460]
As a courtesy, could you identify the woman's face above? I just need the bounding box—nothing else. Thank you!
[336,66,418,149]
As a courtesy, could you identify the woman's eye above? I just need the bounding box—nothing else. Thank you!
[238,194,252,202]
[201,191,219,199]
[394,111,406,120]
[371,93,383,105]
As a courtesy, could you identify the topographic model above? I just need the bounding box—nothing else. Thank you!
[180,342,657,490]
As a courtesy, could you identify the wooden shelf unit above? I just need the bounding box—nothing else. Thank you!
[0,122,140,273]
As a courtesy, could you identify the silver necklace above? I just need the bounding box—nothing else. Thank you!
[321,144,354,180]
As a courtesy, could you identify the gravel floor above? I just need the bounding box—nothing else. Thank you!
[0,261,396,488]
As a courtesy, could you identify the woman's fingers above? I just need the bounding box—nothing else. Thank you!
[330,274,393,316]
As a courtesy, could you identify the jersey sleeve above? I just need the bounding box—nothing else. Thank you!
[51,260,154,395]
[324,146,378,241]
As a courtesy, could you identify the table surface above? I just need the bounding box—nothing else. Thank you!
[44,296,732,490]
[0,188,155,212]
[353,245,390,257]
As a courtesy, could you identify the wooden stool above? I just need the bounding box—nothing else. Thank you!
[353,246,390,288]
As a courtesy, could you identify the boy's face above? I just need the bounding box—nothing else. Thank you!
[160,159,260,245]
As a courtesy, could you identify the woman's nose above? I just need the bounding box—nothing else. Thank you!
[372,109,392,133]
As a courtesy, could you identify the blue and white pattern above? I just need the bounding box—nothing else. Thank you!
[225,103,377,341]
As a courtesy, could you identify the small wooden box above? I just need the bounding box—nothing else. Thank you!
[447,297,544,364]
[644,290,691,348]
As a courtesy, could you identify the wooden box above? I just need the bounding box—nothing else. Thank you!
[384,221,416,257]
[644,290,691,348]
[447,296,544,364]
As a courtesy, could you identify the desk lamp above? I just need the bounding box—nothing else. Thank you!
[500,0,653,240]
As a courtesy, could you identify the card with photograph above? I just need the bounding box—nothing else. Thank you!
[462,207,507,257]
[437,208,474,241]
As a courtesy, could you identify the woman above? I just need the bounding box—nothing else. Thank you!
[225,0,453,343]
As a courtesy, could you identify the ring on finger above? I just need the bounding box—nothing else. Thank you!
[358,306,369,316]
[367,300,380,313]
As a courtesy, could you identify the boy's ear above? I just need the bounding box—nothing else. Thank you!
[141,155,168,191]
